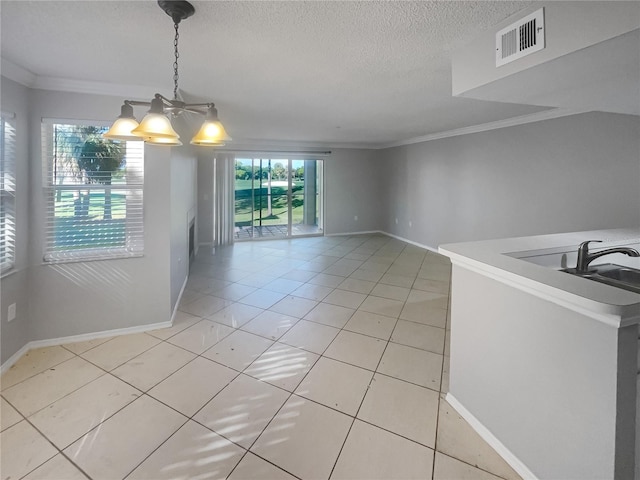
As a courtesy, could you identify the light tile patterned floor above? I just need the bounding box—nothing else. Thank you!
[0,234,522,480]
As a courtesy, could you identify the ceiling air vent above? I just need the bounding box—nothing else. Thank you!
[496,8,545,67]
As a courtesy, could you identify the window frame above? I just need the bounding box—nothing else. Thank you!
[42,119,144,264]
[0,112,16,275]
[233,155,324,240]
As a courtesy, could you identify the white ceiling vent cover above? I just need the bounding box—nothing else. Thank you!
[496,8,545,67]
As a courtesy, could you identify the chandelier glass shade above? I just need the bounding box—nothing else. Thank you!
[190,105,232,146]
[145,136,184,147]
[130,98,180,140]
[104,1,231,147]
[103,103,142,141]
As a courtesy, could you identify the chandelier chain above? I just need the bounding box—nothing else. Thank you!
[173,22,180,100]
[106,2,231,146]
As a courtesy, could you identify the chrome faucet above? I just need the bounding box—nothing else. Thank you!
[575,240,640,273]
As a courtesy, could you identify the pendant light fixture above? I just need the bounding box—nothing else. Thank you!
[104,1,231,147]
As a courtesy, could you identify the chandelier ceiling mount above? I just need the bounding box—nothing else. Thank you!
[157,0,195,24]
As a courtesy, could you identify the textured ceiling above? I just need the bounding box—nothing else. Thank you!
[1,0,548,147]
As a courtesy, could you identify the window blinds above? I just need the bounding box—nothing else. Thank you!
[0,113,16,273]
[42,122,144,263]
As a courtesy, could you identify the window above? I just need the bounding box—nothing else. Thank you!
[42,121,144,263]
[0,113,16,273]
[234,157,323,240]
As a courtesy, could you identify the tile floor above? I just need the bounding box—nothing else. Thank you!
[1,234,522,480]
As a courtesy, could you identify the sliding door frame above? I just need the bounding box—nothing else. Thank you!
[234,155,324,241]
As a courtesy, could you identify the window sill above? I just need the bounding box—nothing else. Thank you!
[43,249,144,265]
[1,266,18,279]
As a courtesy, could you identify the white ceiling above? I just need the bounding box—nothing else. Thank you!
[1,0,554,147]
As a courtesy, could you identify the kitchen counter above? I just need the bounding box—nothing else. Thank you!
[438,228,640,480]
[440,228,640,323]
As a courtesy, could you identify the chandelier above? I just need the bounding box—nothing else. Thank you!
[104,1,231,147]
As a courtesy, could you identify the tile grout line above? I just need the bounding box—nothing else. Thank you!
[195,237,449,479]
[3,391,95,480]
[326,248,402,480]
[4,234,454,480]
[50,336,248,478]
[3,337,175,480]
[225,238,393,479]
[117,339,251,480]
[176,286,355,480]
[431,267,453,479]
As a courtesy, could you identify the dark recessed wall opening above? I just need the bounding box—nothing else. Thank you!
[188,220,195,264]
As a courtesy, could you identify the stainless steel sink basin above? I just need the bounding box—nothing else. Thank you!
[562,263,640,294]
[598,266,640,284]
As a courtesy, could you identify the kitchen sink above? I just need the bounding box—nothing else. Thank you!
[562,263,640,294]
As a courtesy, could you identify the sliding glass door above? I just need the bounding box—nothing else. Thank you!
[234,157,323,240]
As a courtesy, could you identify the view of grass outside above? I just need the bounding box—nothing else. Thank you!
[45,124,143,256]
[51,190,127,250]
[234,158,322,238]
[234,180,304,228]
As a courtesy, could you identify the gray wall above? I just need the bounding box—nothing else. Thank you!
[195,147,382,242]
[169,132,197,310]
[323,148,383,235]
[1,78,32,362]
[0,82,189,363]
[27,89,173,343]
[380,112,640,250]
[196,152,214,245]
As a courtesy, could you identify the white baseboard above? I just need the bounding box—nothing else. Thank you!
[326,230,444,255]
[445,393,538,480]
[378,230,439,254]
[326,230,384,237]
[0,320,172,375]
[1,343,31,375]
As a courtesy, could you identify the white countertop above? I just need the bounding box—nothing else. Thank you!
[439,228,640,326]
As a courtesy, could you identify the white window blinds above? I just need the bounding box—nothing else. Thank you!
[42,122,144,263]
[0,113,16,274]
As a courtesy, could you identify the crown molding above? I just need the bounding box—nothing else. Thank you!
[227,138,375,151]
[379,107,591,149]
[1,57,160,100]
[32,76,161,100]
[2,57,591,150]
[242,108,592,151]
[1,57,37,86]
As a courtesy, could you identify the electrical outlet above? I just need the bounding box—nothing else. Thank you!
[409,221,412,228]
[354,215,358,221]
[395,218,398,224]
[7,303,16,322]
